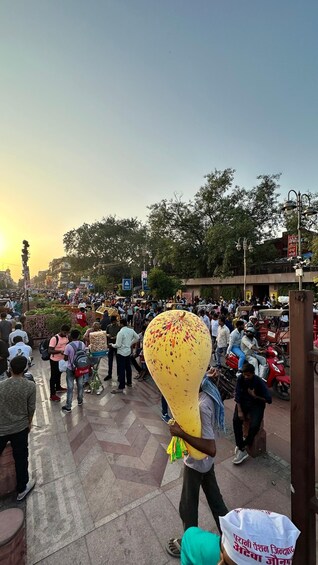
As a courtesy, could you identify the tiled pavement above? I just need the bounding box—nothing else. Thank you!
[26,352,293,565]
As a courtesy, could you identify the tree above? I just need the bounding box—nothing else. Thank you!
[63,216,147,283]
[148,268,180,300]
[147,169,282,278]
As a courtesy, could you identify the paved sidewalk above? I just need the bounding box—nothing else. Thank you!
[26,353,291,565]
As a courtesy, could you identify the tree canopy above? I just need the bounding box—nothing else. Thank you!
[62,169,318,285]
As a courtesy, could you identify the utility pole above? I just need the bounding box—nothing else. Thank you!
[21,240,30,311]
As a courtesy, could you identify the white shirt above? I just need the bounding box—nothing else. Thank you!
[8,343,32,361]
[112,327,139,357]
[216,325,230,348]
[200,315,210,331]
[241,335,258,356]
[9,329,29,346]
[211,319,219,338]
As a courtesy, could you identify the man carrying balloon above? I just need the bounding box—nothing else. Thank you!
[143,310,228,560]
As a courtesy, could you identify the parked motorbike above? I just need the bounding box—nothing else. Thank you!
[223,345,290,400]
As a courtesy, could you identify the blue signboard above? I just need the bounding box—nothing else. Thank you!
[122,278,132,291]
[142,278,149,291]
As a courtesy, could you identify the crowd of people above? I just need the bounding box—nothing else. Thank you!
[0,292,301,564]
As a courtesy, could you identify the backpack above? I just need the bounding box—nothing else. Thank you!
[70,342,90,377]
[39,335,58,361]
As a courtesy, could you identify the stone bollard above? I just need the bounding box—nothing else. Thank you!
[243,418,266,457]
[0,508,26,564]
[0,444,16,497]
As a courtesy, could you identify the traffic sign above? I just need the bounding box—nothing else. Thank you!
[142,278,149,291]
[122,278,132,291]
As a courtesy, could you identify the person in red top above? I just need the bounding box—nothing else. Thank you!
[48,324,70,401]
[76,307,88,328]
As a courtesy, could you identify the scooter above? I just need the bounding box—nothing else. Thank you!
[224,345,290,400]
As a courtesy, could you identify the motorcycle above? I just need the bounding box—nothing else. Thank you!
[223,345,290,400]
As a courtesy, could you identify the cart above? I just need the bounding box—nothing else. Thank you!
[86,351,108,395]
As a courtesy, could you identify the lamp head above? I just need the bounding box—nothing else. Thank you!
[235,242,241,251]
[248,243,253,253]
[282,200,297,214]
[303,206,316,217]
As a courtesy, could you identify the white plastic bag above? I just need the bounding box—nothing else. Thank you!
[58,359,68,373]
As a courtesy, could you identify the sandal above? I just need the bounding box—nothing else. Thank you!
[166,538,182,558]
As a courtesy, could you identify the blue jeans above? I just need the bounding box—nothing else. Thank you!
[66,368,83,408]
[231,346,246,370]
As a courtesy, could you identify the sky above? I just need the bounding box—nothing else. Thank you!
[1,0,318,281]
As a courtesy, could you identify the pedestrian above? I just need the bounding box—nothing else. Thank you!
[110,319,139,393]
[180,508,300,565]
[232,362,272,465]
[100,310,111,331]
[216,316,230,368]
[0,312,12,345]
[61,329,86,412]
[8,322,29,346]
[0,336,9,381]
[103,316,121,381]
[166,368,228,559]
[8,336,32,362]
[76,307,88,328]
[48,324,70,402]
[0,356,36,500]
[199,309,211,331]
[83,321,101,346]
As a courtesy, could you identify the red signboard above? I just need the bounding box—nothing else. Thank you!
[287,235,298,258]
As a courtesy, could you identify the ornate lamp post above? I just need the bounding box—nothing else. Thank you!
[282,191,316,290]
[235,238,253,302]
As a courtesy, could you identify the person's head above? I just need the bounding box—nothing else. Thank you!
[59,324,70,337]
[212,313,219,320]
[79,307,86,313]
[120,319,128,327]
[110,315,117,324]
[218,315,226,326]
[0,312,6,320]
[241,362,255,380]
[236,320,245,332]
[69,329,81,341]
[92,322,101,331]
[218,508,300,564]
[199,309,205,317]
[15,322,22,330]
[245,327,256,340]
[13,336,23,344]
[10,356,28,376]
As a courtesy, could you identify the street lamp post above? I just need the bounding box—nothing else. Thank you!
[235,238,253,302]
[282,191,316,291]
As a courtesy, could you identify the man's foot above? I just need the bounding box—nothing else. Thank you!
[56,387,67,392]
[62,405,72,412]
[17,478,36,501]
[50,395,61,402]
[233,449,249,465]
[111,389,124,394]
[126,384,132,388]
[104,375,112,381]
[78,400,83,406]
[166,538,182,558]
[161,413,170,424]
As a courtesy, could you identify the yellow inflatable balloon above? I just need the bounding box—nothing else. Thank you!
[143,310,212,459]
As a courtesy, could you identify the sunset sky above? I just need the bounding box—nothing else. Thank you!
[1,0,317,281]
